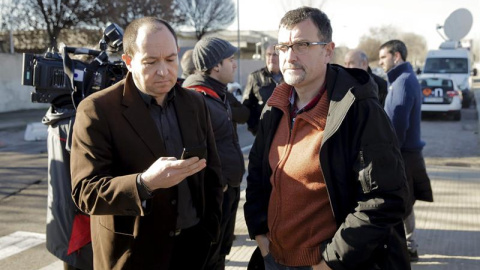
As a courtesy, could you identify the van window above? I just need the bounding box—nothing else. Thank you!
[424,58,468,74]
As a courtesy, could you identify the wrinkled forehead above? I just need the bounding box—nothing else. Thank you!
[278,19,320,44]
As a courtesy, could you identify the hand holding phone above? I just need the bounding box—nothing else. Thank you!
[181,145,207,160]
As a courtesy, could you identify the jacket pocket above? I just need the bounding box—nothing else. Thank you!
[356,143,404,193]
[357,149,378,194]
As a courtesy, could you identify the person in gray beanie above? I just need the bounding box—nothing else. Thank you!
[192,37,239,72]
[183,37,249,269]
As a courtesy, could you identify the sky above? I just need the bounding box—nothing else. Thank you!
[229,0,480,51]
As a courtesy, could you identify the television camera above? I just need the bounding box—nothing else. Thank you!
[21,23,127,106]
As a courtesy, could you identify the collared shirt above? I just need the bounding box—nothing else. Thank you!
[289,82,327,128]
[272,73,283,84]
[137,88,199,230]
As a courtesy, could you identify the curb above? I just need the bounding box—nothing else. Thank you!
[0,109,46,132]
[475,89,480,143]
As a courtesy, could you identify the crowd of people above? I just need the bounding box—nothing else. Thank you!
[44,5,433,270]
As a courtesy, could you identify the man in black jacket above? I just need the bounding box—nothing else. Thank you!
[183,37,249,270]
[344,49,388,106]
[242,44,283,135]
[244,7,410,270]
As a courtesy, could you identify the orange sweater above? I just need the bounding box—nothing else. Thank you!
[267,84,336,266]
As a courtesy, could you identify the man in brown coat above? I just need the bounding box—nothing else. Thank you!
[70,17,223,269]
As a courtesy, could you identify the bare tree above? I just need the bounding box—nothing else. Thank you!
[10,0,106,50]
[176,0,235,40]
[401,32,428,67]
[331,45,349,65]
[357,37,383,63]
[357,25,427,65]
[368,25,401,41]
[97,0,181,30]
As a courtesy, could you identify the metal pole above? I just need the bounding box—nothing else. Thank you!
[236,0,240,83]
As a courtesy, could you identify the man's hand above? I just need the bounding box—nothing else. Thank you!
[255,234,270,257]
[141,156,206,190]
[313,260,332,270]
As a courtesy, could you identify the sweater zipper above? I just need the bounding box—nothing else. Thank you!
[270,109,294,246]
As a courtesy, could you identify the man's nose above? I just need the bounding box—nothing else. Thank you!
[284,48,297,62]
[157,62,168,76]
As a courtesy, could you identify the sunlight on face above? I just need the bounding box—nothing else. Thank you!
[216,55,237,84]
[277,19,333,90]
[378,48,395,73]
[124,24,179,102]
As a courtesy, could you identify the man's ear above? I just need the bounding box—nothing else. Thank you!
[122,54,133,70]
[324,42,335,63]
[394,51,402,62]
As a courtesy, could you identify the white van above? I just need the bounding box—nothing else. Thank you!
[422,41,477,108]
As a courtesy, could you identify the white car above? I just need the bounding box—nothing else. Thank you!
[417,74,462,121]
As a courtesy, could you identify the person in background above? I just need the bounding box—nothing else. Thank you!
[44,102,93,270]
[344,48,388,106]
[379,39,434,262]
[70,17,223,269]
[183,36,248,270]
[244,6,410,270]
[242,44,283,135]
[180,49,195,79]
[182,45,248,129]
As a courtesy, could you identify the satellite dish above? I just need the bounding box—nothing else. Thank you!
[443,8,473,41]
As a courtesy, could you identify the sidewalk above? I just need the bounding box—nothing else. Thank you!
[225,165,480,269]
[1,108,479,269]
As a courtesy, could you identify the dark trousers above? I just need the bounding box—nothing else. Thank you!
[401,150,433,215]
[205,186,241,270]
[169,223,213,270]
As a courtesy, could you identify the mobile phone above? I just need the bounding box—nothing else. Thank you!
[180,145,207,160]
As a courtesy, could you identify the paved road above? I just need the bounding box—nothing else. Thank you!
[0,100,479,269]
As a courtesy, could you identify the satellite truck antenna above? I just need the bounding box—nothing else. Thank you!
[436,8,473,48]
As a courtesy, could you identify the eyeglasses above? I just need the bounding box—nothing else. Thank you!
[274,41,328,55]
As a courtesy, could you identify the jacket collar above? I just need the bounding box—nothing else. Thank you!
[120,73,174,158]
[183,74,227,98]
[386,62,413,84]
[267,82,328,130]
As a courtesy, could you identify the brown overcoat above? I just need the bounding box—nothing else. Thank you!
[70,73,223,269]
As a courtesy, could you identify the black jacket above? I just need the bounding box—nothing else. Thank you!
[244,64,410,269]
[183,74,246,187]
[367,67,388,107]
[242,67,282,135]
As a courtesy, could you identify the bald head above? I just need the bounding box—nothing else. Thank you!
[344,49,369,71]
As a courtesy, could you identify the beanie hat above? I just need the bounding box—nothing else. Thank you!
[180,49,195,77]
[193,37,238,72]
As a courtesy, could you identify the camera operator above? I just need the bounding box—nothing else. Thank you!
[21,23,126,270]
[43,98,93,270]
